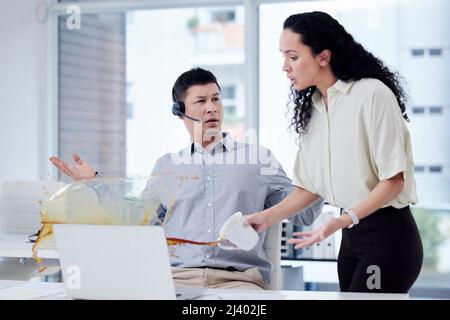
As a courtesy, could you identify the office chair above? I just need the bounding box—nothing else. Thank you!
[263,222,281,290]
[0,180,66,235]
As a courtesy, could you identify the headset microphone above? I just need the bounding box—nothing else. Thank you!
[181,112,201,122]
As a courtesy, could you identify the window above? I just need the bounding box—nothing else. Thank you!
[58,5,245,178]
[429,165,443,173]
[126,103,134,119]
[221,85,236,99]
[126,82,134,119]
[415,165,425,173]
[412,106,426,114]
[412,48,425,56]
[411,106,444,115]
[429,106,443,114]
[416,165,444,173]
[127,7,245,175]
[211,9,236,23]
[224,105,237,115]
[411,48,443,57]
[429,48,443,56]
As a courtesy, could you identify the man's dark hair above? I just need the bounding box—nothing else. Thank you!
[172,68,221,102]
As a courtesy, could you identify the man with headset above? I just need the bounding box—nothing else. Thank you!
[49,68,324,290]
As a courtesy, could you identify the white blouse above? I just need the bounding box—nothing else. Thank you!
[292,78,418,209]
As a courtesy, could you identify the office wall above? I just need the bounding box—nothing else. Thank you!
[0,0,54,181]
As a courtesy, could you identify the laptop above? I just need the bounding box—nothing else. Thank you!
[53,224,204,300]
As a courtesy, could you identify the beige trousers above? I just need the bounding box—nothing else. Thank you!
[171,267,265,290]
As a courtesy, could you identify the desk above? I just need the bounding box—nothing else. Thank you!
[0,280,409,300]
[281,260,338,283]
[0,233,58,259]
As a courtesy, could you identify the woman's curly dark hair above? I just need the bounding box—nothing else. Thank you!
[284,11,409,136]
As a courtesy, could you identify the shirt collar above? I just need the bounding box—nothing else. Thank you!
[189,132,234,154]
[312,79,355,114]
[330,79,355,94]
[313,79,355,101]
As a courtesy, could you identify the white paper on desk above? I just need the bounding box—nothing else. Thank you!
[0,282,66,300]
[38,293,72,300]
[0,281,28,290]
[199,292,286,300]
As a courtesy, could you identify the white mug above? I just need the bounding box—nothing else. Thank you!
[218,212,259,251]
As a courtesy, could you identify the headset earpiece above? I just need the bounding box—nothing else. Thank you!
[171,90,200,122]
[172,101,185,117]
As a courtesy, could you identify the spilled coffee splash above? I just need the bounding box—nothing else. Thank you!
[33,178,166,270]
[33,173,211,272]
[166,236,225,247]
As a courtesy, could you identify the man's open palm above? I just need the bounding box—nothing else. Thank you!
[49,153,96,181]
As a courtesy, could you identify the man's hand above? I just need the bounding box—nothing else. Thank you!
[49,153,96,181]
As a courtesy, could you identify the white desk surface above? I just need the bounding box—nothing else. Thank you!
[0,280,408,300]
[0,233,58,259]
[281,260,338,283]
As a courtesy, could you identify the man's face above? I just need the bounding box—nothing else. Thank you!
[182,83,223,143]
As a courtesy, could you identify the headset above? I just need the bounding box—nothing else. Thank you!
[171,88,200,122]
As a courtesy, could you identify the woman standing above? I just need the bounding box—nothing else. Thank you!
[245,11,423,293]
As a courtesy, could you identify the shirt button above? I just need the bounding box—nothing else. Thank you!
[207,229,211,233]
[207,203,212,207]
[206,176,211,180]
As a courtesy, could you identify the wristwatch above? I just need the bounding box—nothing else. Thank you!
[342,208,359,228]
